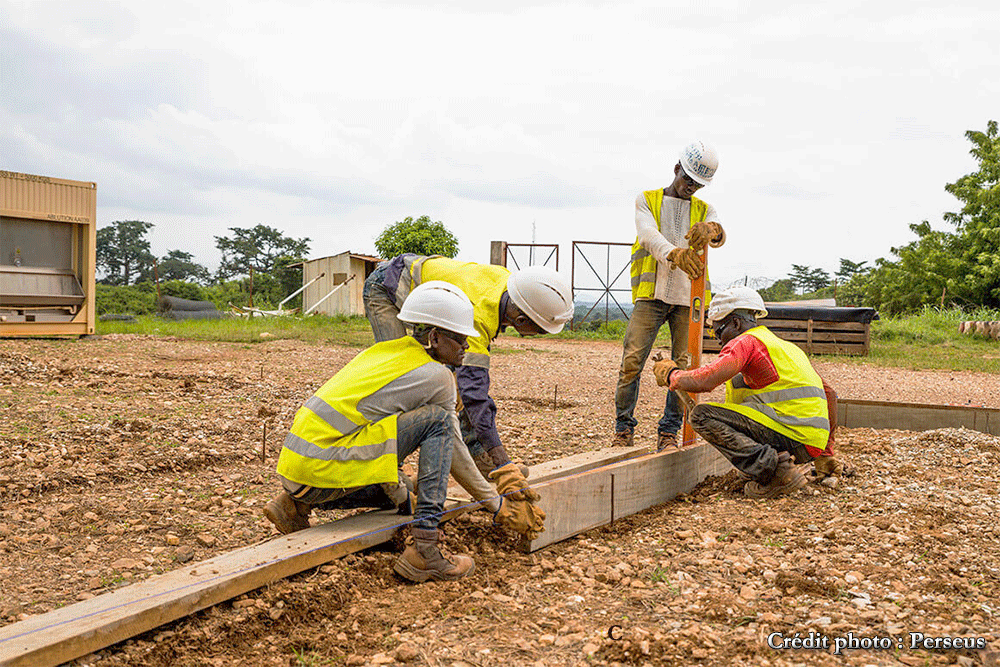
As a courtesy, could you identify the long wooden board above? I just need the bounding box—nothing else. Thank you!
[0,446,645,667]
[525,443,730,551]
[838,398,1000,435]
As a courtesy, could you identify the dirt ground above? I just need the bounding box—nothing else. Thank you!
[1,334,999,667]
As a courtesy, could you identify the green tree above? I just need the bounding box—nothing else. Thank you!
[835,258,869,282]
[374,215,459,259]
[804,267,831,293]
[850,121,1000,314]
[759,278,795,302]
[788,264,813,294]
[96,220,155,285]
[157,250,210,284]
[214,224,310,280]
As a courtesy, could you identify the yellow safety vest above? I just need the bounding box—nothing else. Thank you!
[629,189,708,303]
[399,255,509,370]
[276,337,434,488]
[707,326,830,451]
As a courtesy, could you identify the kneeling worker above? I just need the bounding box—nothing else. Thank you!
[265,281,541,582]
[653,286,845,498]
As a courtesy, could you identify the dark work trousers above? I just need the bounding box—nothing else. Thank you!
[689,403,812,484]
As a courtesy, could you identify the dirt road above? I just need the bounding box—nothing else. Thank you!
[1,334,998,666]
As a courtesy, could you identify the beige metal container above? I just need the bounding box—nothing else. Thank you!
[1,170,97,337]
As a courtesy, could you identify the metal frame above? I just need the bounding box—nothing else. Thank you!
[502,243,559,270]
[570,241,632,329]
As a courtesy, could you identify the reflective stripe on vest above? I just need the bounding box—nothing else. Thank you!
[710,326,830,451]
[275,337,433,488]
[630,189,708,303]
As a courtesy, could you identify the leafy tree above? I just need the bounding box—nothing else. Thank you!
[157,250,210,284]
[835,258,869,282]
[96,220,155,285]
[374,215,459,259]
[788,264,814,294]
[848,120,1000,314]
[759,278,795,302]
[804,267,831,293]
[215,225,310,280]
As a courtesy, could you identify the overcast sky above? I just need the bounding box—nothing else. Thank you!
[3,0,997,294]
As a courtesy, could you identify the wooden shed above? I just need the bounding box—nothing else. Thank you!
[1,170,97,337]
[301,251,382,316]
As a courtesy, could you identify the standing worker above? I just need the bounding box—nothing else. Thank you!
[265,281,543,582]
[615,140,725,451]
[652,286,847,498]
[363,255,574,484]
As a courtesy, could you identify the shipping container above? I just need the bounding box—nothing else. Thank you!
[0,170,97,337]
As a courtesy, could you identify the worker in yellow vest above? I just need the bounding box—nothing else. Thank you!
[652,286,847,498]
[617,140,725,452]
[265,281,544,582]
[364,256,573,493]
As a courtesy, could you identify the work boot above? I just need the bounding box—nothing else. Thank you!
[612,429,634,447]
[656,432,679,452]
[393,527,475,583]
[264,492,312,534]
[743,452,807,499]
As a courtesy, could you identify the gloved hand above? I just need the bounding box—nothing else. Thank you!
[489,462,540,502]
[666,247,704,280]
[685,221,725,250]
[652,358,679,387]
[494,497,546,540]
[812,455,845,487]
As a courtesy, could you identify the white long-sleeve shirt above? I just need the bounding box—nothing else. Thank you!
[635,192,719,306]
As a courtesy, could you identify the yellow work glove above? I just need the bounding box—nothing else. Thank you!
[685,221,725,250]
[494,498,546,540]
[666,247,704,280]
[489,462,540,502]
[652,358,679,387]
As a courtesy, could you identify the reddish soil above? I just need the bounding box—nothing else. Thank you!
[1,335,998,667]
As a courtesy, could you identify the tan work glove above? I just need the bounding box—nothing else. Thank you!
[494,497,546,540]
[651,351,695,413]
[685,221,725,250]
[653,358,679,387]
[489,462,540,502]
[666,247,704,280]
[812,455,845,488]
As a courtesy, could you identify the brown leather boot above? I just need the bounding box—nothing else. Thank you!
[744,451,807,499]
[264,492,312,534]
[656,432,679,452]
[393,527,475,582]
[613,429,634,447]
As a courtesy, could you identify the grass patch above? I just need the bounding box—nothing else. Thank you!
[93,306,1000,373]
[96,314,374,347]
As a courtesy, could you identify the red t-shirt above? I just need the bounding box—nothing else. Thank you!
[674,333,835,456]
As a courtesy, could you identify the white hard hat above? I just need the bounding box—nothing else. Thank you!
[679,141,719,186]
[506,266,574,334]
[706,286,768,325]
[397,280,478,337]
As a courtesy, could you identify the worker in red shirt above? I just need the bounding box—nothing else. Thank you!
[653,286,846,498]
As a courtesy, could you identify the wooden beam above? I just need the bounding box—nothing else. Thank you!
[0,446,645,667]
[523,443,731,552]
[838,398,1000,435]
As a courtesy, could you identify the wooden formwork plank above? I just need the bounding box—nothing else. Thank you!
[524,443,730,552]
[0,447,644,667]
[838,398,1000,435]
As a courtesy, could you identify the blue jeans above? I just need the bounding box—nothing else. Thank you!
[615,299,689,436]
[363,262,407,342]
[285,404,453,532]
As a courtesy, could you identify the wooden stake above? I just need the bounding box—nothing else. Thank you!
[553,384,558,410]
[261,423,267,463]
